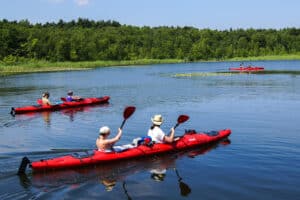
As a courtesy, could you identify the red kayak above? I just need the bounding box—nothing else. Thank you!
[11,96,110,115]
[18,129,231,173]
[229,66,264,72]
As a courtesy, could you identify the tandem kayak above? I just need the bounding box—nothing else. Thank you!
[18,129,231,173]
[229,66,264,72]
[11,96,110,115]
[23,140,230,189]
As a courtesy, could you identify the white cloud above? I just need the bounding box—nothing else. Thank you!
[75,0,89,6]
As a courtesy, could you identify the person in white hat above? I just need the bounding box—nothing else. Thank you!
[147,114,175,143]
[96,126,122,152]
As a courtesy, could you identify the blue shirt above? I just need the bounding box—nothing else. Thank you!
[66,96,73,102]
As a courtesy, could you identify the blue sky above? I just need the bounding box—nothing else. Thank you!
[1,0,300,30]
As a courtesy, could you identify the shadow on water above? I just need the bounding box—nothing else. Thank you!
[17,139,231,198]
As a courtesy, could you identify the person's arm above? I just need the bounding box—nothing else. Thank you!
[106,128,122,145]
[72,95,82,101]
[163,127,175,143]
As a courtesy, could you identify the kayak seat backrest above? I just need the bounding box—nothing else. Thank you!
[72,150,95,158]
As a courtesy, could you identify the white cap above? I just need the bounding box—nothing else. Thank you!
[99,126,110,135]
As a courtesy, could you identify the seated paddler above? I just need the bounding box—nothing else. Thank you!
[96,126,123,152]
[42,92,51,105]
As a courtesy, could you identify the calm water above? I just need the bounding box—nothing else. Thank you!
[0,61,299,199]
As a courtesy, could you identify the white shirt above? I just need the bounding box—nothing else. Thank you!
[148,126,165,143]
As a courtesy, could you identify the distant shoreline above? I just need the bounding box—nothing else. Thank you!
[1,55,300,76]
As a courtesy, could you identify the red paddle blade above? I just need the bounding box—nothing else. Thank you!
[177,115,189,124]
[123,106,136,119]
[61,97,67,102]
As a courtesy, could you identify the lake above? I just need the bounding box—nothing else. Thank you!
[0,60,299,199]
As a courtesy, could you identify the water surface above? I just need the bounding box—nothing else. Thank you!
[0,60,299,199]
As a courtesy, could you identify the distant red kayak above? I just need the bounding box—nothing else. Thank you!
[18,129,231,173]
[11,96,110,115]
[229,66,264,72]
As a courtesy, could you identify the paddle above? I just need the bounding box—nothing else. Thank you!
[174,115,189,129]
[120,106,136,129]
[166,115,189,142]
[122,181,133,200]
[175,169,191,196]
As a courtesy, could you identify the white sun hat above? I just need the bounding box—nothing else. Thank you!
[151,114,163,126]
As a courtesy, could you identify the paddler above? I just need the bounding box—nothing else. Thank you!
[96,126,123,152]
[148,114,175,143]
[42,92,51,105]
[66,90,81,102]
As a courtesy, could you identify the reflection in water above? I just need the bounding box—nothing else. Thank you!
[150,168,166,181]
[18,139,230,198]
[10,111,52,127]
[60,104,109,121]
[41,111,51,126]
[101,179,117,192]
[122,182,133,200]
[150,167,191,196]
[175,169,191,197]
[18,173,31,189]
[9,104,109,127]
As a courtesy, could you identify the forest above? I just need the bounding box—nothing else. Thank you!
[1,18,300,64]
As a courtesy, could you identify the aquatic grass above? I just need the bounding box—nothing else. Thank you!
[0,59,183,76]
[172,72,237,77]
[1,54,300,76]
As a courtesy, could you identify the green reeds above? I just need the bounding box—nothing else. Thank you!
[0,59,183,76]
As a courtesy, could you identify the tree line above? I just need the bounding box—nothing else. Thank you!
[1,18,300,64]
